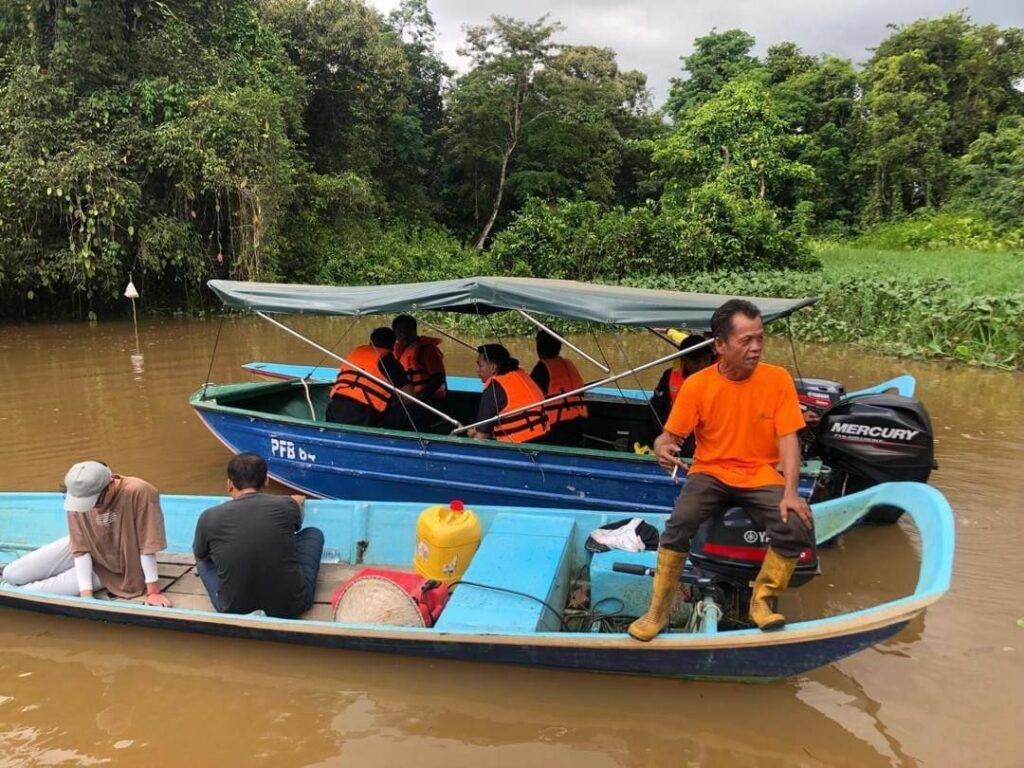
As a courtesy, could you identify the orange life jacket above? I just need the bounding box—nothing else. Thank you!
[485,369,550,443]
[538,357,588,424]
[668,367,685,403]
[330,345,393,413]
[396,337,447,400]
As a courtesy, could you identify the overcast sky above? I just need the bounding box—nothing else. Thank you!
[368,0,1023,106]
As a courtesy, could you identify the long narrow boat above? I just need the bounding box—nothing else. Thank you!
[0,482,953,681]
[192,277,828,510]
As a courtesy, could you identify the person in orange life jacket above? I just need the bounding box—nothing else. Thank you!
[529,330,588,446]
[628,300,814,642]
[647,334,716,450]
[326,327,413,428]
[392,314,447,402]
[391,314,448,431]
[468,343,550,444]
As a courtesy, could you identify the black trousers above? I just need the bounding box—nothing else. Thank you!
[326,396,380,427]
[660,473,814,558]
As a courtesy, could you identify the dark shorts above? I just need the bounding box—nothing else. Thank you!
[660,473,814,558]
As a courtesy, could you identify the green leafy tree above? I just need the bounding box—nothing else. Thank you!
[512,45,656,206]
[440,15,562,249]
[771,53,862,228]
[0,0,305,316]
[859,50,949,220]
[868,13,1024,158]
[263,0,411,181]
[666,30,759,118]
[953,116,1024,230]
[655,75,814,205]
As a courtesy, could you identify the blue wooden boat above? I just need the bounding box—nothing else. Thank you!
[191,377,820,510]
[0,482,954,681]
[192,277,829,510]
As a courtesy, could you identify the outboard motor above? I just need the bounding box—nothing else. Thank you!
[795,377,845,416]
[814,394,935,522]
[683,508,818,627]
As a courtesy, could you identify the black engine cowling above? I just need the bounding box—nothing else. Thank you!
[686,507,818,588]
[813,393,935,522]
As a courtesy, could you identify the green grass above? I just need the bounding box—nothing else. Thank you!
[815,245,1024,295]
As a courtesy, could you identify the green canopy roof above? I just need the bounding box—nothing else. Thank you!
[207,277,817,329]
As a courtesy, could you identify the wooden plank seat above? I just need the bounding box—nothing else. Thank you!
[433,513,576,634]
[94,558,363,621]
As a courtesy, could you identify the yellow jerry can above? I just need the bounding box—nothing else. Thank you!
[414,500,481,584]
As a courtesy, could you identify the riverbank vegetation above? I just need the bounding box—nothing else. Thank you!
[0,2,1021,367]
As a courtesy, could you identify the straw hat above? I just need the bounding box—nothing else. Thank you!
[333,576,426,627]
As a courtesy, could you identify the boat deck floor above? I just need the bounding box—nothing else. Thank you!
[94,556,366,621]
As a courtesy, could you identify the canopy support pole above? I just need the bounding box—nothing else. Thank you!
[419,319,478,351]
[517,310,610,373]
[646,327,678,347]
[452,338,716,436]
[255,312,461,428]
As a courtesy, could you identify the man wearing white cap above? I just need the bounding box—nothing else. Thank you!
[1,461,172,606]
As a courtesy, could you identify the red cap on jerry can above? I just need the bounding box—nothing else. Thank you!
[450,499,465,513]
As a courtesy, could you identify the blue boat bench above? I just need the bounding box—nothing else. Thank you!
[433,513,577,634]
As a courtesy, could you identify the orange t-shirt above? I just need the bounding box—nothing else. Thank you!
[664,362,804,488]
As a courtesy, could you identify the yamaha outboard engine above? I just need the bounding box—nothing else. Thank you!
[683,508,818,627]
[814,394,935,522]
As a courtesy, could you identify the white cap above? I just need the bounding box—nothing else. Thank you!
[63,461,112,512]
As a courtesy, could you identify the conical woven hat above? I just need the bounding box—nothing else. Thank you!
[333,576,426,627]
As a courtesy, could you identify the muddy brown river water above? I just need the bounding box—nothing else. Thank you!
[0,316,1021,767]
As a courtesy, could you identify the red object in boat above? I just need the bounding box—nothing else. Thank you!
[331,568,449,627]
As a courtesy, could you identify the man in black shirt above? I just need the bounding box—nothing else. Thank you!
[193,453,325,618]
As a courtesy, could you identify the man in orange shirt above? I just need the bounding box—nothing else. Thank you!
[629,299,814,640]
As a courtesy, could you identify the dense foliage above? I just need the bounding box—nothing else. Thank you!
[0,2,1021,353]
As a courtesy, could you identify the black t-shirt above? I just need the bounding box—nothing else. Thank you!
[475,380,509,436]
[378,354,410,391]
[529,361,549,394]
[193,493,307,617]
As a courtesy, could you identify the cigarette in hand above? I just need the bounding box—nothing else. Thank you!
[671,464,679,482]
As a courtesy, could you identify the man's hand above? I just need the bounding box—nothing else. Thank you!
[654,432,686,476]
[779,490,812,529]
[144,591,172,608]
[79,589,94,599]
[144,582,172,608]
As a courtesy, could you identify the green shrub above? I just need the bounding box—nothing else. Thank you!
[490,194,817,281]
[852,208,1024,251]
[625,269,1024,369]
[291,218,491,286]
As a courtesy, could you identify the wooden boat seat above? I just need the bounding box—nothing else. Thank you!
[433,513,576,634]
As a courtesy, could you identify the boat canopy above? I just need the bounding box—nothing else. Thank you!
[207,277,817,330]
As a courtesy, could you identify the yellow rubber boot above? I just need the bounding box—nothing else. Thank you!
[628,548,686,642]
[749,548,798,631]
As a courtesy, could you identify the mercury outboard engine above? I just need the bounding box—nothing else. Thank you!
[683,508,818,627]
[813,394,935,522]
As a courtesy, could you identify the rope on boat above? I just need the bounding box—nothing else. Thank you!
[299,376,315,421]
[201,317,226,401]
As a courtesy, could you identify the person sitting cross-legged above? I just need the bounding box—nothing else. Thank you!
[193,453,324,618]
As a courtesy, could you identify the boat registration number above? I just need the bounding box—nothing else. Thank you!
[270,438,317,462]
